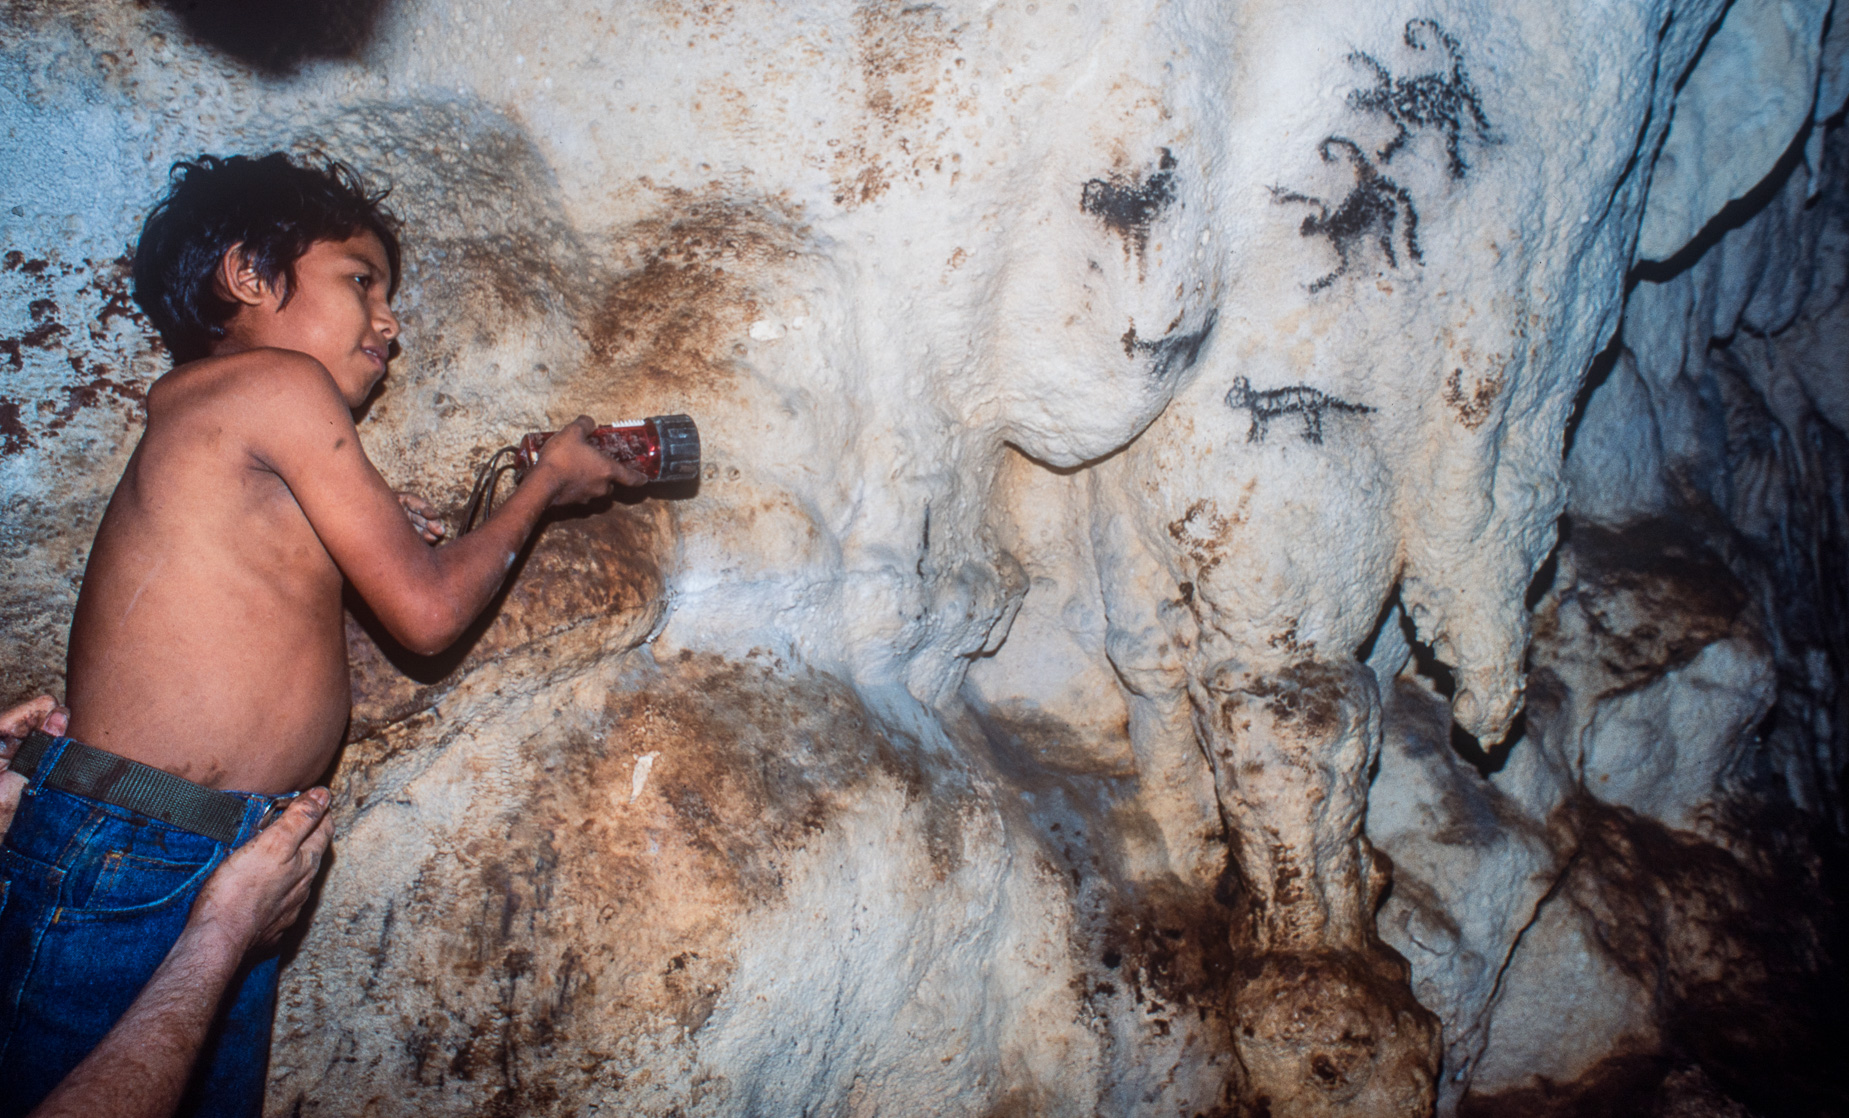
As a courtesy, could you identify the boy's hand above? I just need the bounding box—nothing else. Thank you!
[396,492,448,544]
[190,788,335,955]
[533,415,648,503]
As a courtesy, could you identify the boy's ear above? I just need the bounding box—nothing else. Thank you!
[216,244,268,308]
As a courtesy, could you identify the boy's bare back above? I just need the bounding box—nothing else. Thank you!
[68,349,369,792]
[67,228,637,795]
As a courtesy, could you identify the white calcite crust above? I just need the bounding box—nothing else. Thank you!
[2,0,1844,1114]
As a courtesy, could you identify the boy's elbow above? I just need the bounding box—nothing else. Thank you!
[387,599,471,657]
[397,629,453,659]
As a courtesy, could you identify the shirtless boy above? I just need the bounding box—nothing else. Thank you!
[0,153,644,1117]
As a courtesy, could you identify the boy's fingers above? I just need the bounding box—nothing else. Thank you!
[43,704,69,736]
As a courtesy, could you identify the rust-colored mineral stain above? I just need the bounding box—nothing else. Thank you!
[1443,366,1505,430]
[1243,661,1347,738]
[0,399,28,455]
[587,201,805,399]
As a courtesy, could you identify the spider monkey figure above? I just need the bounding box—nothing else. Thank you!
[1270,136,1421,294]
[1347,18,1492,180]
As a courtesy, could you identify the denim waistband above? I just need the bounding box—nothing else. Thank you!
[17,736,294,852]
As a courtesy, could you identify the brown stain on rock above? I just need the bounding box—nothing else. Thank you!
[965,697,1247,1114]
[283,651,977,1116]
[1230,948,1439,1117]
[1386,675,1546,847]
[0,254,154,455]
[1228,660,1348,742]
[585,199,807,402]
[1442,365,1503,430]
[1459,1051,1670,1118]
[830,0,959,207]
[0,399,27,456]
[1091,876,1248,1117]
[1535,517,1752,694]
[1168,496,1233,582]
[971,699,1137,777]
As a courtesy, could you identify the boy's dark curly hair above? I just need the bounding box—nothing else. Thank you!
[131,153,401,364]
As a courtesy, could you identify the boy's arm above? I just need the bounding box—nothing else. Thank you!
[248,352,642,655]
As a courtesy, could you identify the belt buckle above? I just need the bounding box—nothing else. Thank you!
[257,791,303,831]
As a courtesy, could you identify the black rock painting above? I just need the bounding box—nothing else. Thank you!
[1270,137,1421,294]
[1224,376,1374,444]
[1347,18,1493,180]
[1122,309,1219,381]
[1082,149,1178,266]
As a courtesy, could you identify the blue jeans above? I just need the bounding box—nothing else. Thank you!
[0,737,290,1118]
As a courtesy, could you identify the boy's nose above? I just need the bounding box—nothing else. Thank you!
[377,307,400,340]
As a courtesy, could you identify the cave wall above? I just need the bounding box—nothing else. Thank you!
[2,1,1845,1115]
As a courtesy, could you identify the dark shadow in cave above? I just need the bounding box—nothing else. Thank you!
[1630,114,1815,287]
[147,0,395,75]
[1392,607,1510,777]
[1560,324,1624,465]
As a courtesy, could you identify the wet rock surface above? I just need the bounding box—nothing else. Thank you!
[2,0,1847,1114]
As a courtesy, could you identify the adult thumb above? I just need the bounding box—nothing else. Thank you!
[268,788,332,847]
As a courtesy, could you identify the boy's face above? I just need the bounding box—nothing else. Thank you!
[224,232,399,408]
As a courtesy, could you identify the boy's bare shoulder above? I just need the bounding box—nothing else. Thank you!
[150,348,342,414]
[146,349,354,453]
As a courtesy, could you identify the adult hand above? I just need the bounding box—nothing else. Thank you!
[1,694,70,839]
[0,693,69,749]
[535,415,648,503]
[24,787,335,1118]
[189,788,335,955]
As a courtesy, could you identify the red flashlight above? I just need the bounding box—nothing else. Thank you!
[461,414,701,534]
[514,414,701,483]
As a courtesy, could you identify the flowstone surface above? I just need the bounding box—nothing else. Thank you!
[3,1,1847,1114]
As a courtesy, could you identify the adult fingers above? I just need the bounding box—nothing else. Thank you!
[0,769,26,838]
[266,788,332,854]
[257,879,316,948]
[274,876,313,924]
[295,806,336,866]
[0,695,56,741]
[609,460,649,488]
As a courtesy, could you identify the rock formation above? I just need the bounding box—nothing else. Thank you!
[1,0,1844,1114]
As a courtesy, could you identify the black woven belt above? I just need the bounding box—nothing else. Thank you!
[9,730,247,845]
